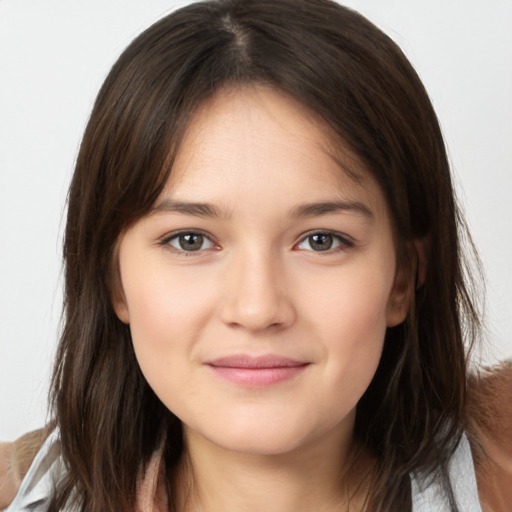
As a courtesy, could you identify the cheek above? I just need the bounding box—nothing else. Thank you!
[119,258,219,403]
[123,257,217,335]
[304,259,393,339]
[300,261,393,398]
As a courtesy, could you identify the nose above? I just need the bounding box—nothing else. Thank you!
[219,249,296,332]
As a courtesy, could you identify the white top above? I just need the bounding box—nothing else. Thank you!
[5,430,483,512]
[411,433,483,512]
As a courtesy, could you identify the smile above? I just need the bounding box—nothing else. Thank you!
[205,355,310,387]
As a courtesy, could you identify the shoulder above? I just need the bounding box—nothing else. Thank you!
[467,361,512,512]
[0,425,55,511]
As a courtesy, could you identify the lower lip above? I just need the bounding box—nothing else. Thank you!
[208,364,309,387]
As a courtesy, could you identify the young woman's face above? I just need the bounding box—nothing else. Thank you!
[114,86,409,456]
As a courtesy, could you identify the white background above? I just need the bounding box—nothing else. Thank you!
[1,0,511,440]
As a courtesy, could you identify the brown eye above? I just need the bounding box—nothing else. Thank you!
[297,232,351,252]
[308,234,333,251]
[168,232,215,252]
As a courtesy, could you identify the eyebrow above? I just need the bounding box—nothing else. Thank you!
[151,199,228,218]
[289,200,374,219]
[151,198,373,220]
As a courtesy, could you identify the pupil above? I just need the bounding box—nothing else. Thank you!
[310,234,332,251]
[179,234,203,251]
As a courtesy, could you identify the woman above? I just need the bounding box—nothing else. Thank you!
[1,0,511,510]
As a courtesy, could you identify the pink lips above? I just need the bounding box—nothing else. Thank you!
[205,355,309,387]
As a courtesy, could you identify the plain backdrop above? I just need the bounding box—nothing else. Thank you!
[1,0,511,440]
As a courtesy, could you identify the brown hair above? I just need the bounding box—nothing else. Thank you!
[49,1,482,510]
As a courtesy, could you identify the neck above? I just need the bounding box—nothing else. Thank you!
[175,420,373,512]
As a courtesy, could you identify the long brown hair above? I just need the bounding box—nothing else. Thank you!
[49,1,482,510]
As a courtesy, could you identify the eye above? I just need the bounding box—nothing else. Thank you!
[165,231,216,253]
[296,232,352,252]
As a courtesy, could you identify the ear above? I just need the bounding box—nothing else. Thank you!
[386,263,413,327]
[414,238,427,289]
[386,238,428,327]
[110,241,130,324]
[112,290,130,324]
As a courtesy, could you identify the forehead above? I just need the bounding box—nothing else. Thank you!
[163,86,387,217]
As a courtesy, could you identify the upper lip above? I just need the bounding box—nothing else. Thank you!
[205,355,309,369]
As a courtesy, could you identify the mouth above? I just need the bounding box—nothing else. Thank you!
[205,355,310,387]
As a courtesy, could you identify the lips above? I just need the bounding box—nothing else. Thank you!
[205,355,310,386]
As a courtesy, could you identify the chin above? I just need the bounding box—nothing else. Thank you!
[209,427,313,456]
[185,409,341,458]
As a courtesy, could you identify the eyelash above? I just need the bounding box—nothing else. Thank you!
[158,229,219,256]
[296,230,354,253]
[158,229,354,256]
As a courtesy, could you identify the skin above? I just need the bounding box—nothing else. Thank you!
[114,86,410,511]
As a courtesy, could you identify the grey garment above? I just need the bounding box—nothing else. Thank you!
[6,430,483,512]
[4,429,64,512]
[411,433,483,512]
